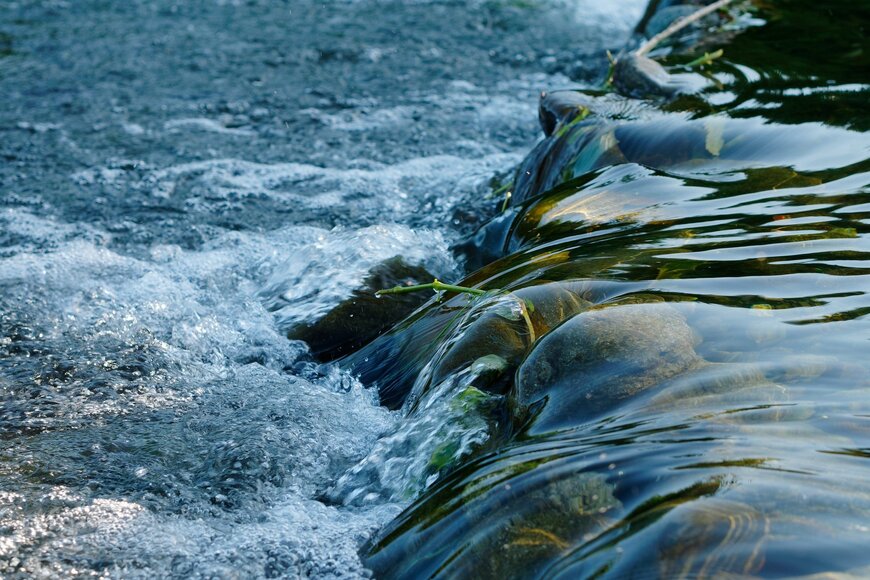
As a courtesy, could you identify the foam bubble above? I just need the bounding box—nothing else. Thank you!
[0,211,404,576]
[260,224,456,329]
[140,152,521,228]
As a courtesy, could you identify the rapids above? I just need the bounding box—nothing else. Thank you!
[0,0,645,576]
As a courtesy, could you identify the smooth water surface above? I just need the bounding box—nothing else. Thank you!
[344,1,870,577]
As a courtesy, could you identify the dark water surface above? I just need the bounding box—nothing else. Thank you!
[1,0,869,578]
[351,1,870,578]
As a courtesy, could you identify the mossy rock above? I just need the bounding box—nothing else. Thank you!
[514,302,704,433]
[427,284,592,398]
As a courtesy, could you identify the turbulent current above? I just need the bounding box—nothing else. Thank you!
[0,0,646,576]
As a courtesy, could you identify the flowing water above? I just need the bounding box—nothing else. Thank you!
[350,1,870,577]
[0,0,644,576]
[1,0,869,578]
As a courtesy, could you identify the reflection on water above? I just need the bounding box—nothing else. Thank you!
[355,0,870,577]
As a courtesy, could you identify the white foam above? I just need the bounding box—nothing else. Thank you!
[260,224,456,328]
[0,207,106,254]
[0,211,404,576]
[164,117,256,137]
[139,152,521,224]
[123,122,147,136]
[0,487,402,579]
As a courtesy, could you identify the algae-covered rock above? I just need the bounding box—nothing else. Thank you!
[424,284,592,399]
[287,257,433,361]
[468,472,619,578]
[363,468,620,580]
[514,302,703,433]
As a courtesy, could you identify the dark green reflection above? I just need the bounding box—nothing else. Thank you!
[348,0,870,576]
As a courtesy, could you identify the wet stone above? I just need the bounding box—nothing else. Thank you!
[613,53,691,99]
[467,354,510,391]
[538,90,592,137]
[514,283,593,338]
[427,298,532,395]
[467,472,619,578]
[423,283,592,399]
[286,257,433,361]
[514,302,703,433]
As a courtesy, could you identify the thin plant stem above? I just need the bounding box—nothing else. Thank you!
[500,190,512,213]
[377,281,539,342]
[685,48,724,67]
[375,279,487,298]
[636,0,735,57]
[518,300,536,344]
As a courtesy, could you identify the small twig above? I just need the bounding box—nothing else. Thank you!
[603,50,617,88]
[636,0,736,57]
[375,279,487,298]
[685,48,724,67]
[500,190,512,213]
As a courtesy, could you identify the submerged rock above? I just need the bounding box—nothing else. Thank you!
[518,283,593,338]
[426,296,532,396]
[513,302,704,433]
[364,468,620,579]
[455,471,619,578]
[613,53,694,98]
[287,257,433,361]
[416,283,592,404]
[345,282,592,409]
[328,286,593,506]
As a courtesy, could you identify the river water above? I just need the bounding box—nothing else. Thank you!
[0,0,644,577]
[2,0,869,578]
